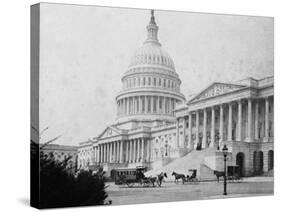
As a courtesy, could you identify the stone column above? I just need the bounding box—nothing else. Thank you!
[123,98,126,115]
[247,98,252,142]
[97,145,100,163]
[141,138,145,162]
[219,105,224,144]
[132,139,136,162]
[105,143,108,163]
[176,118,180,148]
[265,97,269,140]
[146,139,150,162]
[128,140,131,162]
[188,113,193,149]
[116,141,119,163]
[103,144,106,163]
[156,96,159,114]
[128,98,131,115]
[170,98,173,114]
[137,139,140,162]
[255,100,259,140]
[119,140,124,163]
[228,103,233,141]
[107,143,110,163]
[158,96,161,114]
[125,140,129,162]
[139,96,143,113]
[102,144,105,163]
[112,142,114,163]
[130,140,133,162]
[202,108,207,148]
[151,96,154,113]
[163,97,166,114]
[134,97,137,114]
[121,99,124,115]
[210,107,215,147]
[195,110,200,148]
[182,117,186,147]
[99,144,103,163]
[109,142,112,163]
[237,100,242,141]
[144,96,147,113]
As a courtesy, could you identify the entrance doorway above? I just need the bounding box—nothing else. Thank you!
[253,151,264,175]
[236,152,245,177]
[268,150,274,171]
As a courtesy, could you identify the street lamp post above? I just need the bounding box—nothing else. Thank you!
[222,144,228,195]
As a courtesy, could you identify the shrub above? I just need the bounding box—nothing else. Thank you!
[39,152,108,208]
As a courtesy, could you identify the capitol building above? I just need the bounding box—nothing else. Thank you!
[78,11,274,179]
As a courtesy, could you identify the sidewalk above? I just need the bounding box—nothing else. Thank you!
[242,176,273,182]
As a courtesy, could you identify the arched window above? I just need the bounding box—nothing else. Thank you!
[138,77,140,86]
[148,77,151,86]
[153,78,156,86]
[159,78,161,86]
[163,79,166,87]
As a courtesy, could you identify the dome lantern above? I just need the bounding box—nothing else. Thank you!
[145,10,161,46]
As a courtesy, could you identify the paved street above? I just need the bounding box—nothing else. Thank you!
[106,177,273,205]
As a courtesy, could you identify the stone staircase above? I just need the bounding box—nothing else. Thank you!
[145,147,217,181]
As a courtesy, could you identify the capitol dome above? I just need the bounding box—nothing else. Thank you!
[128,43,175,70]
[116,10,185,124]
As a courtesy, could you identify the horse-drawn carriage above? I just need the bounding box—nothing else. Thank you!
[172,169,199,184]
[213,165,242,183]
[112,166,166,187]
[227,165,242,182]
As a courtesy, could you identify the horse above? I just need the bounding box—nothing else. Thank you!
[172,171,186,184]
[213,170,225,182]
[156,172,167,187]
[147,172,167,187]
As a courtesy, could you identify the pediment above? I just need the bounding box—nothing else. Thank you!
[189,83,246,103]
[98,126,122,139]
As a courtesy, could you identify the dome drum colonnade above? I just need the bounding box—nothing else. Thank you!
[116,10,185,123]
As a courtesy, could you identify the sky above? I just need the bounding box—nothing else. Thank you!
[39,3,273,146]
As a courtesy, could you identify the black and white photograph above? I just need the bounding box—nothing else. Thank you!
[30,2,275,209]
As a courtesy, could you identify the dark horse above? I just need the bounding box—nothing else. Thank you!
[172,171,185,184]
[156,172,168,187]
[214,170,225,182]
[148,172,167,187]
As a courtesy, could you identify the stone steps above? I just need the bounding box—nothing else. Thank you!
[145,147,217,180]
